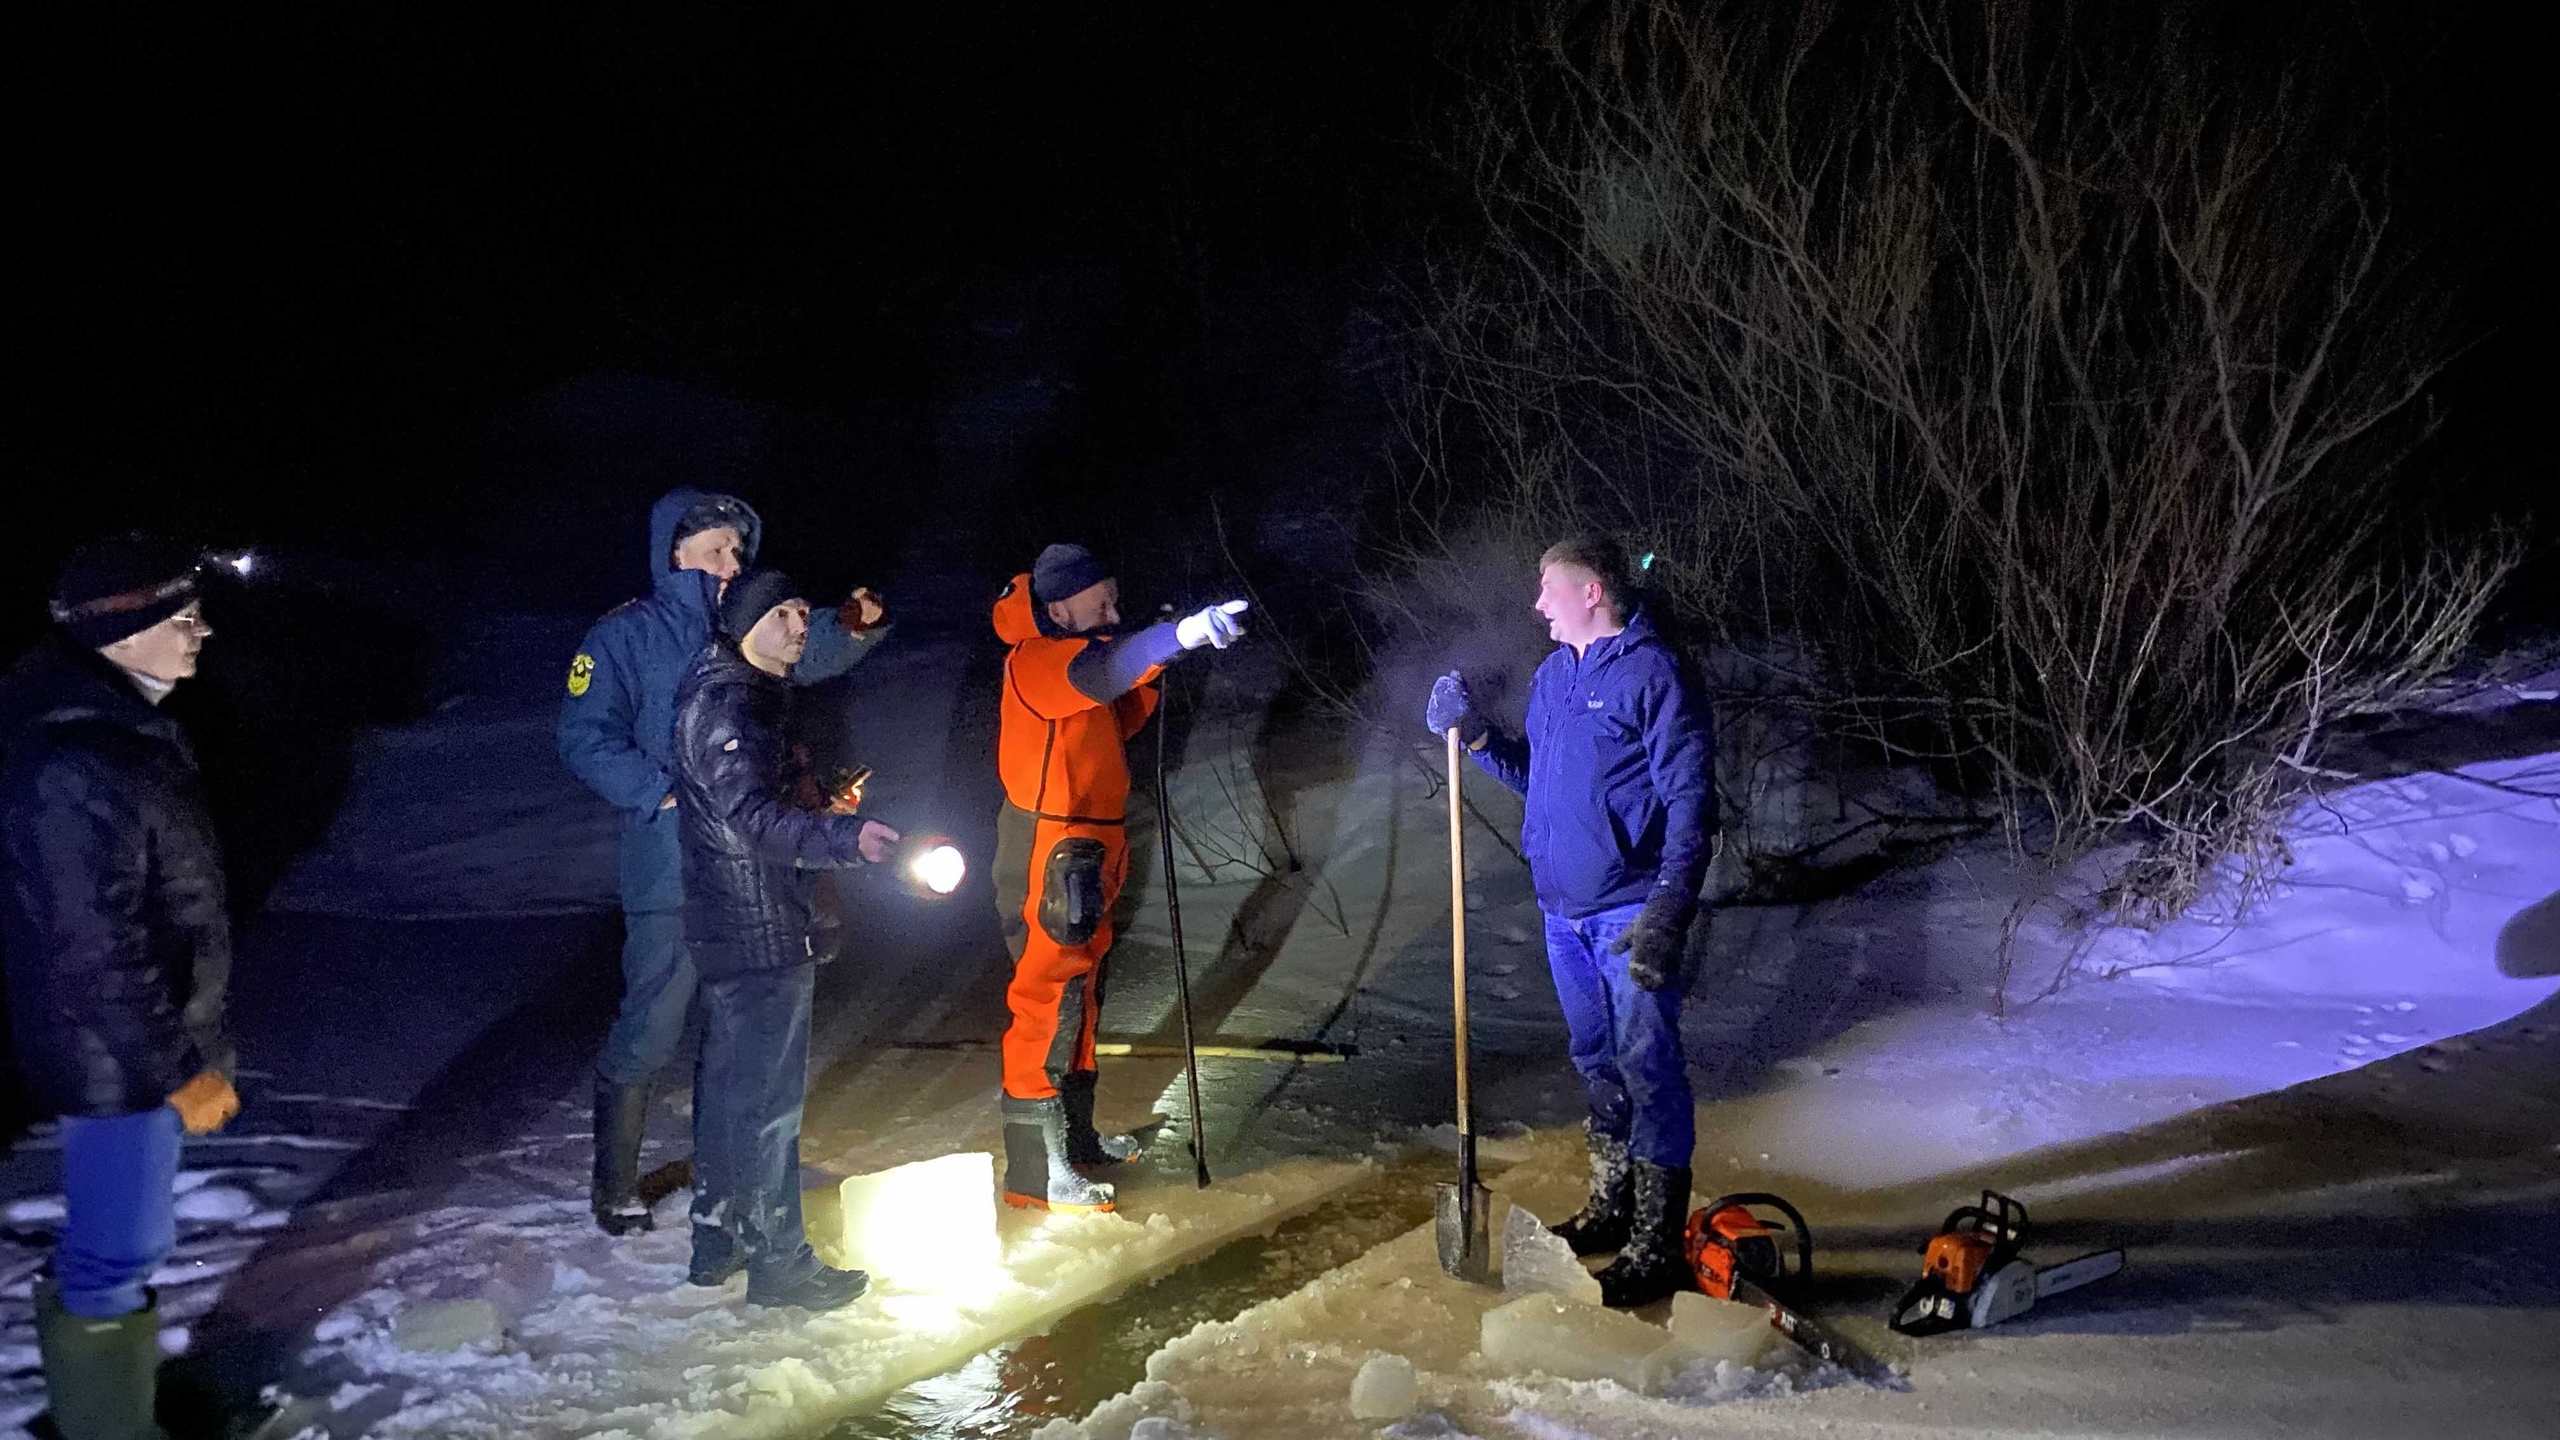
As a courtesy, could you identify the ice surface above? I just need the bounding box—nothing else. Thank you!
[275,1153,1373,1438]
[1499,1202,1600,1304]
[478,1240,555,1326]
[1478,1293,1667,1391]
[1637,1291,1779,1385]
[1347,1352,1419,1420]
[831,1151,1002,1292]
[391,1298,502,1354]
[1078,1379,1201,1440]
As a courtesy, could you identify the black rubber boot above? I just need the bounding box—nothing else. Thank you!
[33,1281,168,1440]
[999,1093,1117,1213]
[687,1223,745,1287]
[1596,1161,1694,1309]
[1056,1070,1146,1166]
[744,1248,869,1311]
[591,1076,656,1236]
[1550,1124,1634,1257]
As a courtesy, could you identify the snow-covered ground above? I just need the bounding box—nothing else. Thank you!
[1049,748,2560,1439]
[6,516,2559,1437]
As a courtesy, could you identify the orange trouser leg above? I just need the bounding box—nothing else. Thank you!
[998,814,1128,1100]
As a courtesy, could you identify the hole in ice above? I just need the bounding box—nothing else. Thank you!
[824,1158,1442,1439]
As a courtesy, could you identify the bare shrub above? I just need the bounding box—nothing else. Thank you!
[1408,0,2513,927]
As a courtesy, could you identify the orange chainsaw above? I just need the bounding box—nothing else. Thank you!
[1684,1193,1899,1387]
[1685,1191,1812,1301]
[1890,1190,2122,1336]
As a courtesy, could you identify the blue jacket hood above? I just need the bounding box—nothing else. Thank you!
[647,488,763,601]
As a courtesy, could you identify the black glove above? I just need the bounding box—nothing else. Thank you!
[1425,670,1489,747]
[1609,890,1696,991]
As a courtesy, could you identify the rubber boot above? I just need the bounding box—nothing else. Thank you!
[1549,1124,1633,1257]
[1056,1070,1145,1166]
[999,1094,1117,1213]
[687,1223,745,1287]
[1596,1161,1694,1308]
[590,1076,655,1236]
[33,1281,168,1440]
[744,1248,869,1311]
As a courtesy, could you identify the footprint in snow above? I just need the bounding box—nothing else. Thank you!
[2400,877,2436,901]
[2449,833,2479,858]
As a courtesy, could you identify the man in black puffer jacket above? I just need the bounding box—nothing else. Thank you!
[1,534,241,1439]
[672,569,898,1311]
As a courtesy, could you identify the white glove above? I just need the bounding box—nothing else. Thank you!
[1176,599,1250,651]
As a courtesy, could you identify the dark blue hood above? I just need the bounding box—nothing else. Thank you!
[647,487,763,600]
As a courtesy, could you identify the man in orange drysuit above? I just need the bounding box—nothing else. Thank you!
[990,543,1248,1211]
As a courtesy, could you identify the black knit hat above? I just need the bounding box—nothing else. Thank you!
[717,568,802,645]
[1031,543,1113,605]
[50,533,203,649]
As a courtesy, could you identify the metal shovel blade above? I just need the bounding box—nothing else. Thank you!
[1434,1177,1493,1283]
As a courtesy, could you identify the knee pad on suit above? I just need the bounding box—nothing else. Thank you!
[1038,837,1110,946]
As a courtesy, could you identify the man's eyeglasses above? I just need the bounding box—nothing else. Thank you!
[167,608,213,637]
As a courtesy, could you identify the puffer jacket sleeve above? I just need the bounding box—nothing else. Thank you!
[676,676,872,869]
[156,776,236,1082]
[558,613,674,818]
[1,742,198,1114]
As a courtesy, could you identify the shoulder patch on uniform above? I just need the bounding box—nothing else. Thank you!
[567,653,595,697]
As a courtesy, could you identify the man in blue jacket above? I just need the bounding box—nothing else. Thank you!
[1426,534,1715,1307]
[558,488,888,1236]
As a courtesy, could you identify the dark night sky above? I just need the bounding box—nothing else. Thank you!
[7,4,1464,564]
[5,1,2553,599]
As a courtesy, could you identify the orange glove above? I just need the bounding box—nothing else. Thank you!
[840,587,889,634]
[168,1069,239,1135]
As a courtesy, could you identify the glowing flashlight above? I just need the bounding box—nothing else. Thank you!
[906,840,966,897]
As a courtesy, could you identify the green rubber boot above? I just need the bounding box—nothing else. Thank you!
[32,1281,168,1440]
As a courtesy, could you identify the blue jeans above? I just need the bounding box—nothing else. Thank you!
[691,966,819,1279]
[597,909,693,1087]
[1544,904,1696,1168]
[57,1106,181,1318]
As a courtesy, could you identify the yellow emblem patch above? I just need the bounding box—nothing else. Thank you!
[567,653,595,697]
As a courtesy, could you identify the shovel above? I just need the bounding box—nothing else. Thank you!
[1434,726,1493,1282]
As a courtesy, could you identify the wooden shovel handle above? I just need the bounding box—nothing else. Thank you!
[1447,727,1473,1137]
